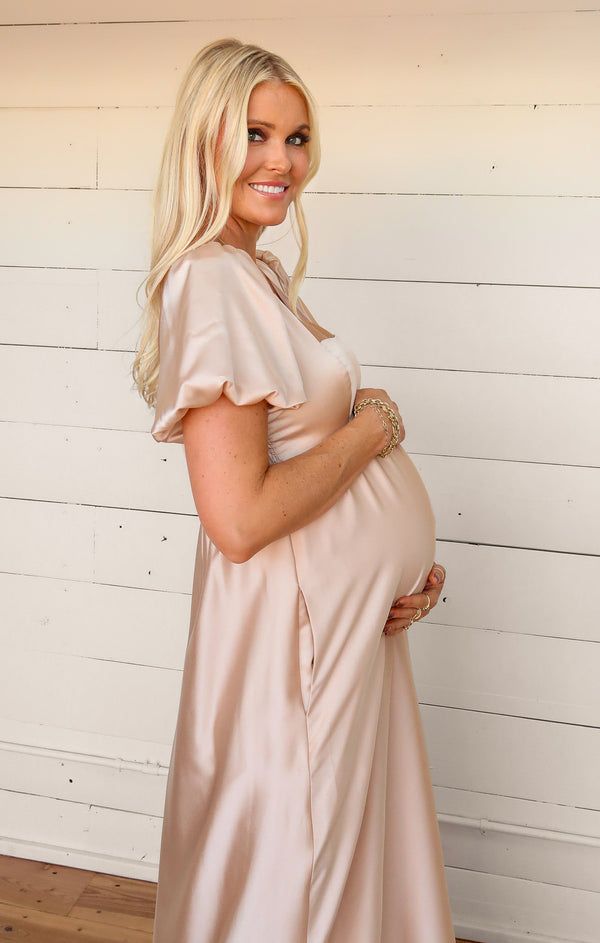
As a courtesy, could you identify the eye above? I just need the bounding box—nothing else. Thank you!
[247,128,311,146]
[289,132,311,146]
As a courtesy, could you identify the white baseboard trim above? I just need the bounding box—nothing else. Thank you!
[0,836,159,882]
[439,812,600,849]
[455,920,593,943]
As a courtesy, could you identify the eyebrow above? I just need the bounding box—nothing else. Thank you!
[247,119,310,132]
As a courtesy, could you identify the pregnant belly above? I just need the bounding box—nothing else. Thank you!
[289,443,436,710]
[348,444,436,597]
[292,444,436,605]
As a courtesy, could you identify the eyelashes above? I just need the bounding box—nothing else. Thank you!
[247,128,311,146]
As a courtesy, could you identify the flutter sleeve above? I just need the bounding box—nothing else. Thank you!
[150,244,308,444]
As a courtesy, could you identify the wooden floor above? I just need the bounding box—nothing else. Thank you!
[0,853,480,941]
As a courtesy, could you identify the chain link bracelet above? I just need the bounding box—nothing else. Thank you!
[352,397,400,457]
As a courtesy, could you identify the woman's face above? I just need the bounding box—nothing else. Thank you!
[223,81,311,242]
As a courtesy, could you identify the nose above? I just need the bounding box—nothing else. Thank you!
[264,139,293,175]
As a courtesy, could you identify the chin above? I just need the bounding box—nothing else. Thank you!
[246,209,288,225]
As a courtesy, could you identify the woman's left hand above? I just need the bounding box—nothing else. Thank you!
[383,563,446,637]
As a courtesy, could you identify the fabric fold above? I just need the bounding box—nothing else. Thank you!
[151,242,308,445]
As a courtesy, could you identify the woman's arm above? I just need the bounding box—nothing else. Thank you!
[182,395,388,563]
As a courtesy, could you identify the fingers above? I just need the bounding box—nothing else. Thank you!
[385,603,424,635]
[383,619,411,636]
[385,595,431,636]
[387,564,446,637]
[383,612,417,636]
[391,592,431,613]
[389,608,419,625]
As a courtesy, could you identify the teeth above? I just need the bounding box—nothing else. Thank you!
[250,183,286,193]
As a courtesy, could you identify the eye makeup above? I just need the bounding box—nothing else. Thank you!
[247,127,311,145]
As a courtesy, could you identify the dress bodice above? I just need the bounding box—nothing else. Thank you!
[319,335,361,419]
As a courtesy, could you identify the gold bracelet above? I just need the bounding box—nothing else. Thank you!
[352,398,400,457]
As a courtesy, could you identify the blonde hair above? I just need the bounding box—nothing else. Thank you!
[132,37,322,409]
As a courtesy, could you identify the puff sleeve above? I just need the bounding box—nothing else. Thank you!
[150,244,308,444]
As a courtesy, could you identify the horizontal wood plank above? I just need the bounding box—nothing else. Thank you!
[0,0,591,25]
[1,14,600,107]
[2,104,599,196]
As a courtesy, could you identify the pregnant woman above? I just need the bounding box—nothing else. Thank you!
[133,37,455,943]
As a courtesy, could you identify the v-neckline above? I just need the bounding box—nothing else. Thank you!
[214,241,336,346]
[256,256,336,347]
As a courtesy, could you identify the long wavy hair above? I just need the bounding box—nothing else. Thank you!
[131,38,322,409]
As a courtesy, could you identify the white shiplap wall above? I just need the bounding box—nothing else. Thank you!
[1,3,599,941]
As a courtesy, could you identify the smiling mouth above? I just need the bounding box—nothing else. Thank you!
[248,183,289,193]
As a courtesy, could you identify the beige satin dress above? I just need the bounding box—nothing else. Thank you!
[150,240,455,943]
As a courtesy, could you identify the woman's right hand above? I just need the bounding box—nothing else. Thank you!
[352,387,405,454]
